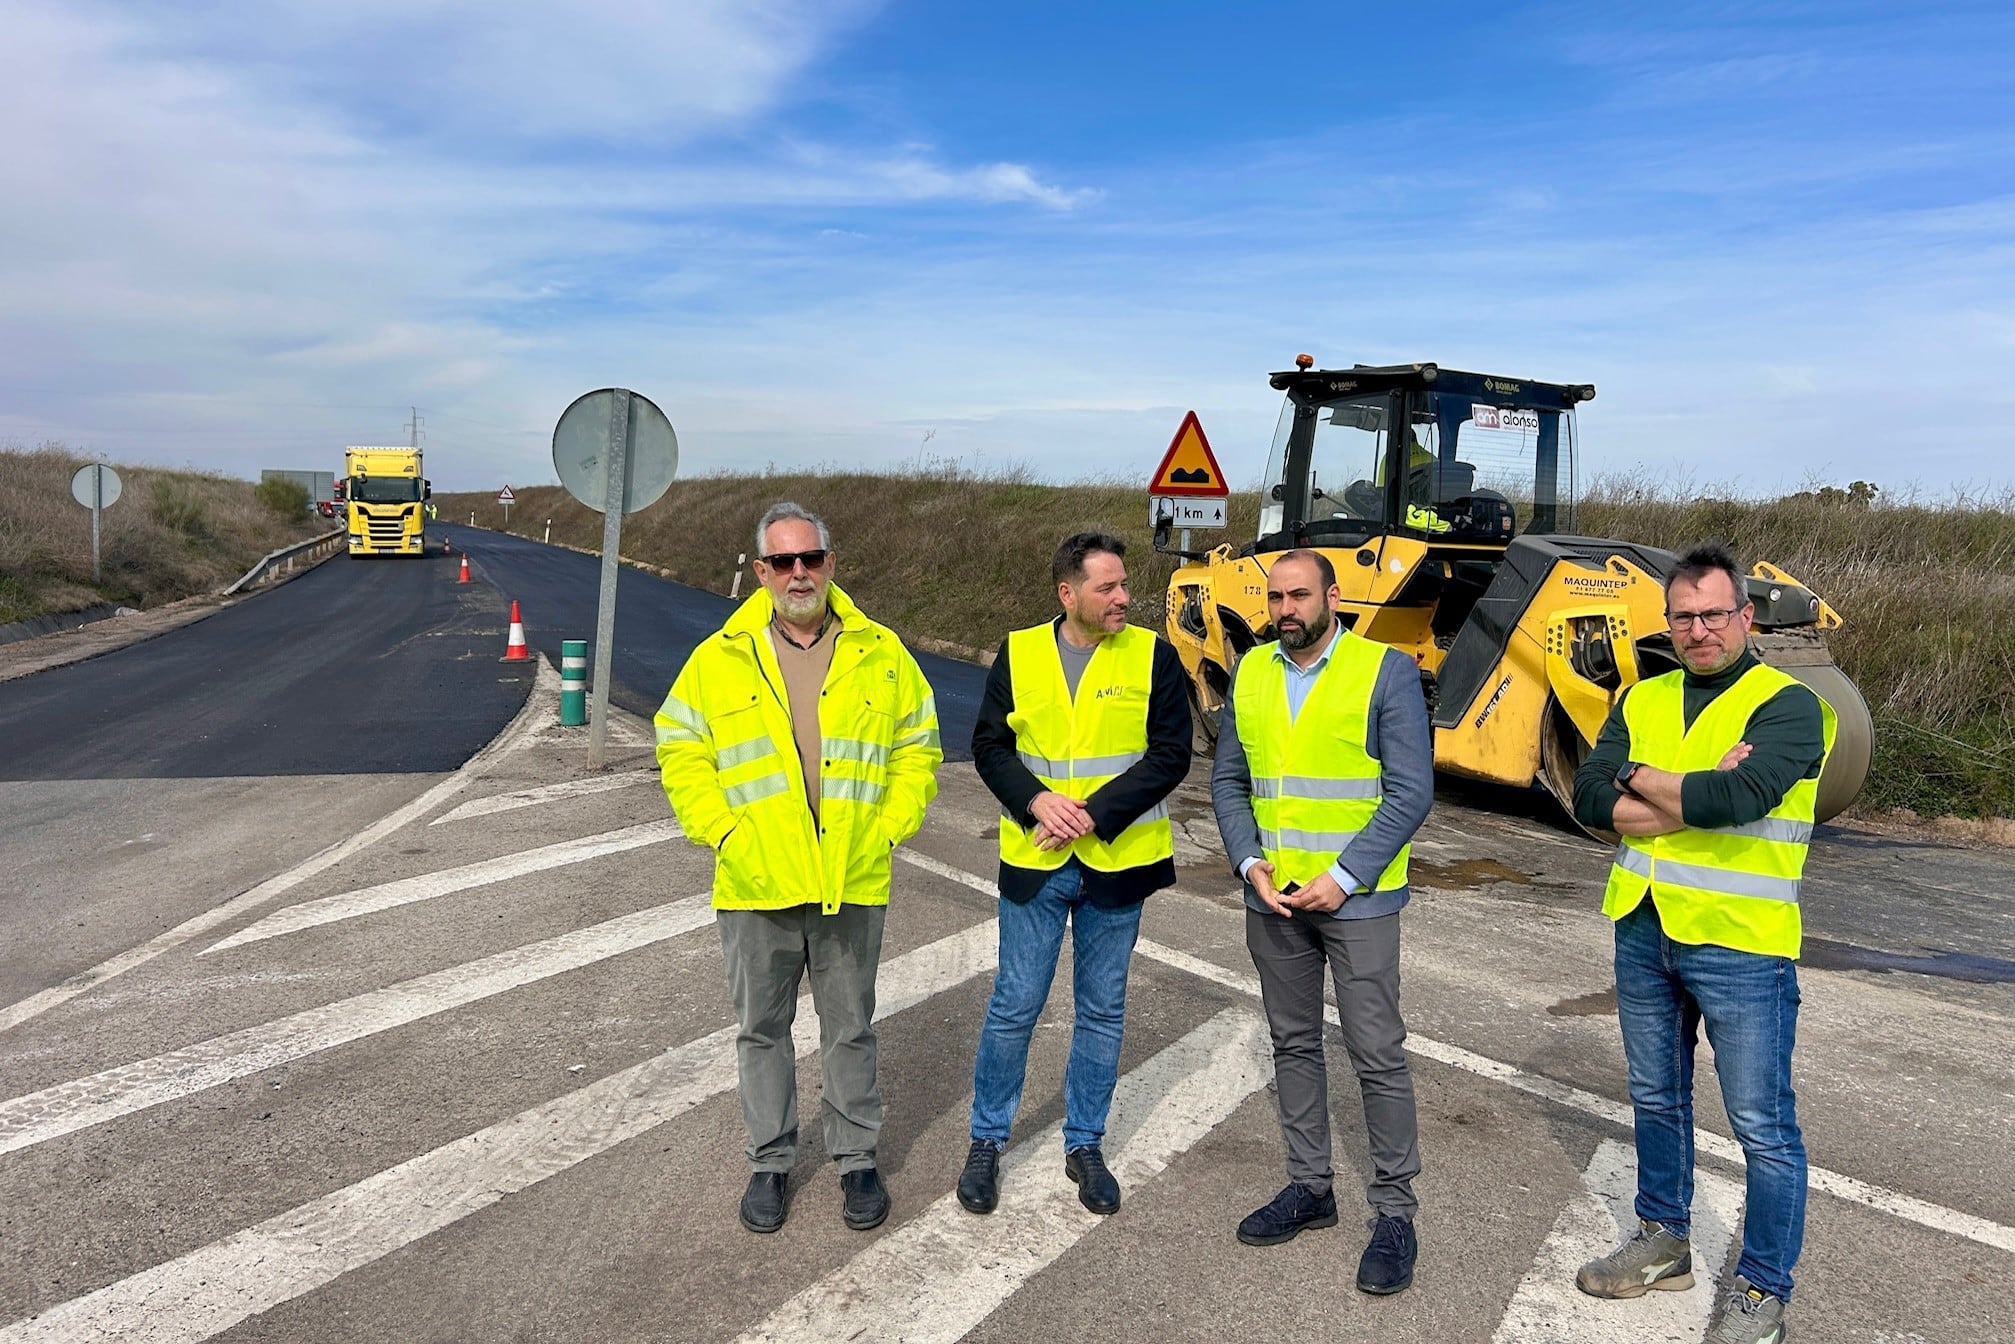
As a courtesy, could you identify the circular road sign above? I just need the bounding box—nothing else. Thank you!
[552,388,677,516]
[70,463,123,509]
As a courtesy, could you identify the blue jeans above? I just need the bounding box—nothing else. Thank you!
[970,861,1144,1151]
[1613,899,1806,1301]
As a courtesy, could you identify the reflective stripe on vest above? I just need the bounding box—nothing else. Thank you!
[1601,663,1837,958]
[999,623,1173,873]
[1232,629,1409,892]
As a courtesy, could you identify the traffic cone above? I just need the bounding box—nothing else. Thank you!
[457,553,472,584]
[501,600,531,662]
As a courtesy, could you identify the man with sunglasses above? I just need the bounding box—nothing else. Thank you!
[656,501,941,1236]
[1571,543,1834,1344]
[956,531,1191,1220]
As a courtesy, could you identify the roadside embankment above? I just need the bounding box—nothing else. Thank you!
[0,444,325,626]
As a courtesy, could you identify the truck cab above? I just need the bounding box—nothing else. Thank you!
[343,446,430,556]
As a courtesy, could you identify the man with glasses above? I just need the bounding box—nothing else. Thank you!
[656,501,941,1235]
[1571,543,1834,1344]
[956,531,1191,1219]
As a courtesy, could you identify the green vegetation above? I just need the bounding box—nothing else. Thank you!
[444,468,2013,822]
[0,444,326,624]
[253,476,311,521]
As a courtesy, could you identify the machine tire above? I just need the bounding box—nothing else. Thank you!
[1187,677,1219,758]
[1540,702,1616,843]
[1779,662,1874,823]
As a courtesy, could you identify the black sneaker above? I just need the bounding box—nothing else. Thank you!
[739,1171,788,1234]
[1063,1145,1120,1215]
[1237,1182,1339,1246]
[840,1166,891,1231]
[1356,1214,1417,1295]
[957,1138,1003,1214]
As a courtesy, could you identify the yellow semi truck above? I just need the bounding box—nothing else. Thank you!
[341,446,431,556]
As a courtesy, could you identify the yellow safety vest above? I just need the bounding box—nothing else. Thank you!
[1000,623,1173,873]
[654,582,942,913]
[1232,629,1409,892]
[1602,664,1837,958]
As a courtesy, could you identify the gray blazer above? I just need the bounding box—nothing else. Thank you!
[1210,639,1435,920]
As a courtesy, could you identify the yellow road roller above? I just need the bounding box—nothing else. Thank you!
[1160,359,1874,827]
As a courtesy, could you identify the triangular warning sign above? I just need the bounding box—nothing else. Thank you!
[497,484,517,503]
[1148,411,1229,496]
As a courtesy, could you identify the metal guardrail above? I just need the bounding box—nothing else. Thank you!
[223,528,346,596]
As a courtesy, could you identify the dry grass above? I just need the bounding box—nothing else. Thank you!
[442,468,2014,821]
[0,444,325,624]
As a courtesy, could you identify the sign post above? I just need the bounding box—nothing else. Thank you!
[69,464,123,584]
[553,387,679,768]
[497,484,516,525]
[1146,410,1230,552]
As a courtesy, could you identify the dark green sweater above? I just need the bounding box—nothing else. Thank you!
[1571,650,1827,832]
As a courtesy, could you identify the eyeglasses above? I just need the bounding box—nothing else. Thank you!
[1666,608,1741,632]
[759,549,830,572]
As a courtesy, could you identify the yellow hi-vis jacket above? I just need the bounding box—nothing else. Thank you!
[654,582,941,913]
[1000,623,1172,873]
[1232,629,1409,892]
[1602,664,1837,958]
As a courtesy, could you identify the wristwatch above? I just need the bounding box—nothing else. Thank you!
[1614,761,1643,797]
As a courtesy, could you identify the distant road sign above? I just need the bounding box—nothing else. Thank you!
[70,464,122,510]
[497,485,517,504]
[1147,411,1229,497]
[1149,495,1227,529]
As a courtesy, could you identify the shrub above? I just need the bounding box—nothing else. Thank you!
[253,477,310,520]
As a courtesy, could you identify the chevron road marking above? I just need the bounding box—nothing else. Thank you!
[0,894,714,1158]
[428,769,656,826]
[1490,1138,1742,1343]
[741,1007,1270,1344]
[895,847,2015,1258]
[203,819,683,953]
[0,920,999,1343]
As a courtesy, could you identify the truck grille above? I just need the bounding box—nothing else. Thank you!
[366,516,408,543]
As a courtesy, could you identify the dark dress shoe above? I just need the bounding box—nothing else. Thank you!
[1356,1213,1417,1294]
[841,1166,891,1230]
[957,1138,1002,1214]
[740,1171,788,1234]
[1237,1181,1339,1246]
[1064,1145,1120,1215]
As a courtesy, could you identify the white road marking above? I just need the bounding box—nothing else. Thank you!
[741,1007,1270,1344]
[1491,1138,1742,1343]
[427,770,656,826]
[902,848,2015,1259]
[0,921,997,1344]
[0,894,715,1158]
[0,659,559,1036]
[203,819,683,954]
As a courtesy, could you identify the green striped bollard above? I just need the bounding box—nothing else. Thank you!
[560,640,588,727]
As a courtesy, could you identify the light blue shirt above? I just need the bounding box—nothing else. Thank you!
[1236,623,1362,895]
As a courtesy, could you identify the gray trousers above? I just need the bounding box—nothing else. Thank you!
[1245,907,1421,1218]
[717,903,886,1174]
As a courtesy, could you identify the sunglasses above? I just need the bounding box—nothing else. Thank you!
[759,549,831,572]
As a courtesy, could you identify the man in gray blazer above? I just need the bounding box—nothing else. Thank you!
[1211,549,1434,1295]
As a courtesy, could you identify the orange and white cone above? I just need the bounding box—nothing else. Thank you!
[501,600,531,662]
[457,553,472,584]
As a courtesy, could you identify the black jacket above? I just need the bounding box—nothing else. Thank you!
[972,620,1193,907]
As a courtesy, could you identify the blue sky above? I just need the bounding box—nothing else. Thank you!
[2,1,2011,496]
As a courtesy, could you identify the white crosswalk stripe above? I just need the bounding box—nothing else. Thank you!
[203,819,683,953]
[1492,1139,1743,1343]
[742,1007,1271,1344]
[0,921,998,1344]
[0,894,714,1158]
